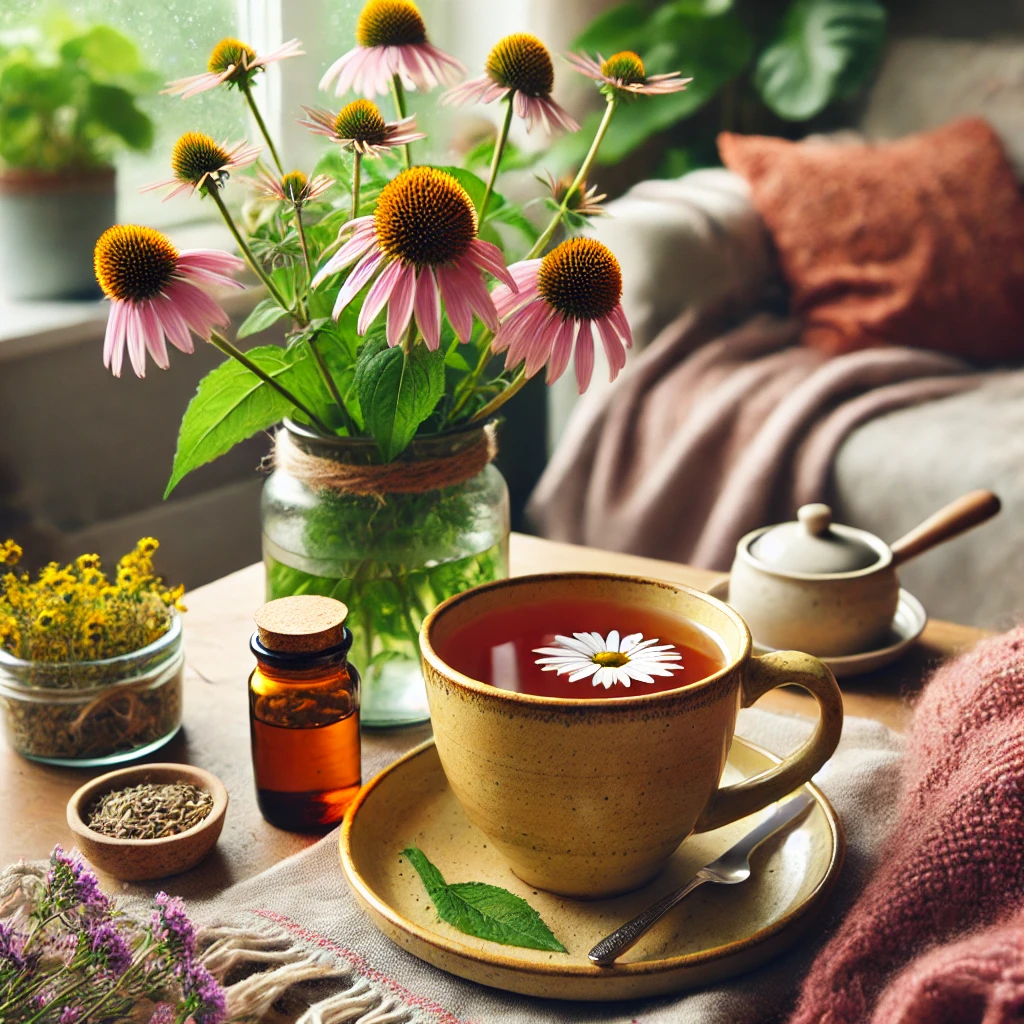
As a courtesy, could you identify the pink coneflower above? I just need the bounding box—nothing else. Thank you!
[320,0,464,99]
[311,166,515,349]
[299,100,426,156]
[141,132,262,200]
[565,50,691,97]
[541,170,607,219]
[163,37,304,98]
[251,167,333,206]
[491,238,632,393]
[443,34,579,135]
[94,226,244,378]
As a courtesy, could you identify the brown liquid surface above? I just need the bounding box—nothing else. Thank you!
[437,599,725,699]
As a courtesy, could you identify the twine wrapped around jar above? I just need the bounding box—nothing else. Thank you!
[271,422,499,497]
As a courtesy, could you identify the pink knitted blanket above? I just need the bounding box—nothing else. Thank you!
[790,627,1024,1024]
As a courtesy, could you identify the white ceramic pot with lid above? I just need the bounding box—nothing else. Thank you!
[729,491,1000,657]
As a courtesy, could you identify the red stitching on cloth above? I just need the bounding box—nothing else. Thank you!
[252,908,473,1024]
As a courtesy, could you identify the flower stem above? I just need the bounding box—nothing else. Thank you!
[294,204,314,287]
[307,330,358,435]
[390,74,412,169]
[448,333,495,421]
[471,366,527,422]
[208,186,299,321]
[527,94,618,258]
[481,97,514,220]
[241,80,284,174]
[351,151,362,219]
[209,330,332,433]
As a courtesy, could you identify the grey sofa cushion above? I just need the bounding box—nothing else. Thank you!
[830,373,1024,629]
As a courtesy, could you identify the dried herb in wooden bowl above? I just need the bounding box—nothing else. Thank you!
[87,781,214,839]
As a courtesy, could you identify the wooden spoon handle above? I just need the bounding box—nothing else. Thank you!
[889,490,1001,568]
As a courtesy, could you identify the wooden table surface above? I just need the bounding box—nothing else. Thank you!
[0,533,988,894]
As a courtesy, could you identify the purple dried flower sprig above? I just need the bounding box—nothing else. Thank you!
[0,846,226,1024]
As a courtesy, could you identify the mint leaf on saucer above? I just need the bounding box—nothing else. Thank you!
[401,847,567,953]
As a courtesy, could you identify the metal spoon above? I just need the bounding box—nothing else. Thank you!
[588,792,815,966]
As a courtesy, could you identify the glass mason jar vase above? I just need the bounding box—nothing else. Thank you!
[262,420,510,728]
[0,614,183,766]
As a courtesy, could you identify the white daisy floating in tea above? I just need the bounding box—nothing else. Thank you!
[534,630,682,690]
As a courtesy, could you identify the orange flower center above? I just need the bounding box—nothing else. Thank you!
[333,99,389,143]
[374,167,477,267]
[356,0,427,48]
[171,132,230,185]
[207,37,257,76]
[538,238,622,321]
[94,225,178,302]
[486,33,554,97]
[280,170,310,203]
[601,51,646,85]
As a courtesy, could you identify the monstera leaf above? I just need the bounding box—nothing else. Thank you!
[755,0,886,121]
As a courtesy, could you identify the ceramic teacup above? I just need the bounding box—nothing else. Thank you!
[420,573,843,899]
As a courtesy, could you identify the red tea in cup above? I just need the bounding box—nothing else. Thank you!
[436,598,725,699]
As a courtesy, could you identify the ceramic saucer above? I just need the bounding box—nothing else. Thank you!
[340,738,843,1001]
[705,578,927,679]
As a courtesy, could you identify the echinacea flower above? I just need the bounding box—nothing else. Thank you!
[541,170,606,219]
[443,33,579,135]
[163,37,304,98]
[312,166,515,349]
[320,0,464,99]
[565,50,692,97]
[94,225,244,378]
[141,132,262,200]
[251,167,333,206]
[491,237,632,392]
[299,100,426,156]
[534,630,682,689]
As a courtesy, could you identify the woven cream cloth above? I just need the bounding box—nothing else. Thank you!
[182,708,903,1024]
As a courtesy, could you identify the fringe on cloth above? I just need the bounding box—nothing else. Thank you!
[197,922,424,1024]
[0,864,423,1024]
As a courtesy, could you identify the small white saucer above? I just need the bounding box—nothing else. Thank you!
[705,578,927,679]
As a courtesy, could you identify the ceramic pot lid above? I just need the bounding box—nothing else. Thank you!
[750,504,882,574]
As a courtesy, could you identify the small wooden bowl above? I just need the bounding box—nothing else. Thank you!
[67,763,228,881]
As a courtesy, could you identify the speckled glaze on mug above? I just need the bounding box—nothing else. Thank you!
[420,573,843,899]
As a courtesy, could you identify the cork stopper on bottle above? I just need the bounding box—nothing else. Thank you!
[254,595,349,653]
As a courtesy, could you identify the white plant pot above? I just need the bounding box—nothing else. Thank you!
[0,167,116,301]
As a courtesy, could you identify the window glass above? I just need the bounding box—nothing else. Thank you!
[1,0,244,226]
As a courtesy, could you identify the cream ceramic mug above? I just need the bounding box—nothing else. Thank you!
[420,573,843,899]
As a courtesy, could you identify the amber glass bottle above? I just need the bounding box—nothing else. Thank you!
[248,595,361,830]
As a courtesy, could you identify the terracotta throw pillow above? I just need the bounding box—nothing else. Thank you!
[719,119,1024,362]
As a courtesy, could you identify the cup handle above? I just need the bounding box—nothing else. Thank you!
[693,651,844,834]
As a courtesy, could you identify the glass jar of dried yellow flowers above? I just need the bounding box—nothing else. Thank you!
[0,538,185,766]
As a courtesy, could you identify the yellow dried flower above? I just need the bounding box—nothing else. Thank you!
[0,538,183,663]
[0,541,22,567]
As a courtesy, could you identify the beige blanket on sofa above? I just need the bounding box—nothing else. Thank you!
[529,300,981,570]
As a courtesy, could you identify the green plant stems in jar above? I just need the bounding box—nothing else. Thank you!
[262,423,509,727]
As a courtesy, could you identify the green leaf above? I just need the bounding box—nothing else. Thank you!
[354,339,444,461]
[237,297,290,339]
[573,2,650,53]
[86,83,153,150]
[402,847,567,953]
[755,0,886,121]
[165,346,323,497]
